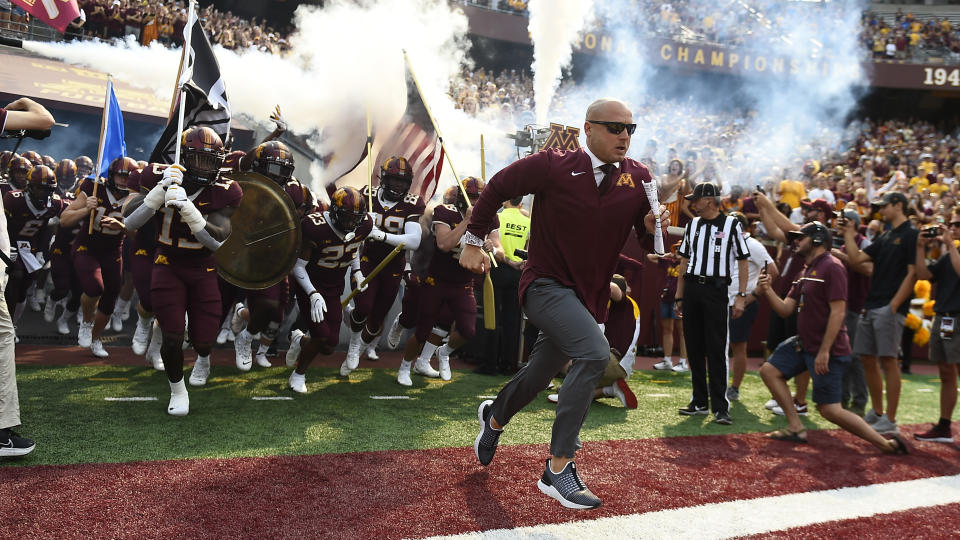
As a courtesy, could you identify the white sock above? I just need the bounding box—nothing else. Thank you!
[437,343,453,357]
[239,329,259,342]
[196,354,210,365]
[602,385,616,397]
[169,378,187,394]
[115,298,130,314]
[418,342,440,363]
[257,343,270,355]
[663,356,671,363]
[680,358,687,363]
[400,359,413,369]
[59,309,76,323]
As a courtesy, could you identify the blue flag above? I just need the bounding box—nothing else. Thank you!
[96,79,126,178]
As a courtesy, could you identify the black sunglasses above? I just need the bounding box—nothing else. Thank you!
[587,120,637,136]
[950,221,960,228]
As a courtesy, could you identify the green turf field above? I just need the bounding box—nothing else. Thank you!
[2,364,944,467]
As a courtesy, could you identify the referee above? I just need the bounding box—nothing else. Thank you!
[675,182,750,425]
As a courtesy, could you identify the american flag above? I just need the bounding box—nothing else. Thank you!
[371,66,444,201]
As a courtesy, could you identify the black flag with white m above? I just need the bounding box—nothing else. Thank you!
[149,5,230,164]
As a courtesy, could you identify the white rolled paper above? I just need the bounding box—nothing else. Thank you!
[641,180,665,255]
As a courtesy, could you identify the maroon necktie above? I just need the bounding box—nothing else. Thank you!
[598,163,616,195]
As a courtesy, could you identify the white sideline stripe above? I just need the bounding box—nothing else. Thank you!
[104,397,158,402]
[917,388,934,392]
[421,474,960,540]
[252,396,294,401]
[370,395,411,400]
[645,393,671,397]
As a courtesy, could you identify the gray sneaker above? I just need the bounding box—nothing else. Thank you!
[473,400,502,466]
[726,386,740,401]
[863,408,880,425]
[872,414,898,434]
[537,459,602,510]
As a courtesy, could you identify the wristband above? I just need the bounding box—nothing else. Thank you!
[463,230,484,248]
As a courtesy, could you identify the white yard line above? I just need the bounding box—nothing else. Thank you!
[104,397,158,401]
[421,474,960,540]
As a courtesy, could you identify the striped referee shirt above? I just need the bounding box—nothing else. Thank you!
[678,214,750,278]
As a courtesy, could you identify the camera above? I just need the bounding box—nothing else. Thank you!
[922,226,943,238]
[513,248,528,260]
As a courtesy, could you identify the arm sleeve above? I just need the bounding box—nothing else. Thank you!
[381,221,422,250]
[123,203,156,231]
[291,258,316,294]
[192,228,223,252]
[465,151,552,239]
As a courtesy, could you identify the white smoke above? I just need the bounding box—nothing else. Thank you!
[22,0,516,195]
[526,0,869,188]
[527,0,594,126]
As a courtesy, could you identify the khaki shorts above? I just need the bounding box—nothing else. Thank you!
[853,305,906,359]
[930,315,960,365]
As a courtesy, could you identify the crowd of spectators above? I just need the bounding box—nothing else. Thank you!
[863,8,960,61]
[459,0,960,62]
[0,0,291,54]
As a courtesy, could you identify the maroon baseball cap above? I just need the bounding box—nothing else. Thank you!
[801,198,832,215]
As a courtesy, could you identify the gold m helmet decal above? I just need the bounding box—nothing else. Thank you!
[616,173,635,188]
[542,123,581,151]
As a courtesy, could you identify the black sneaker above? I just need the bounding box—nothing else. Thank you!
[714,411,733,425]
[0,428,36,457]
[678,404,709,416]
[473,400,502,466]
[537,459,602,509]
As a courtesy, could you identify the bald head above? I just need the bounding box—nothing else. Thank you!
[585,98,630,121]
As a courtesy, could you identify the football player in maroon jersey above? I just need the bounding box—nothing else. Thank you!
[60,156,137,358]
[2,155,30,196]
[285,186,372,393]
[2,165,66,327]
[231,141,315,370]
[341,157,424,375]
[397,177,501,386]
[124,127,242,416]
[45,159,83,331]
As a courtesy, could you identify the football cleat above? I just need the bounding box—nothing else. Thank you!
[132,318,152,356]
[413,358,440,378]
[147,321,164,371]
[216,327,231,345]
[235,329,254,372]
[386,315,404,350]
[43,295,57,322]
[109,312,123,333]
[397,360,413,387]
[437,345,452,381]
[78,321,93,348]
[189,357,210,386]
[344,333,362,373]
[255,350,271,368]
[167,380,189,416]
[288,371,307,394]
[364,342,379,361]
[285,329,304,367]
[56,313,71,335]
[90,340,109,358]
[230,302,246,334]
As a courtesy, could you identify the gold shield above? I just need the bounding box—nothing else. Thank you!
[215,171,301,290]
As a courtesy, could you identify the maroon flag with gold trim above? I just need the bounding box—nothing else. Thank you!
[12,0,81,33]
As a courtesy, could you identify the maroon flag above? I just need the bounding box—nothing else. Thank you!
[372,66,444,201]
[12,0,81,33]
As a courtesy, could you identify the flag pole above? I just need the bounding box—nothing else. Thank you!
[480,133,496,330]
[173,0,197,166]
[88,75,112,235]
[366,107,373,211]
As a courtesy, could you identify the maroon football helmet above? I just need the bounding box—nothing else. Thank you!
[456,176,484,213]
[107,156,138,192]
[55,159,78,192]
[0,151,14,180]
[6,155,31,189]
[180,126,225,187]
[25,165,57,207]
[223,150,246,173]
[378,156,413,202]
[251,141,294,185]
[42,155,57,168]
[329,186,367,233]
[21,150,42,166]
[75,155,95,179]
